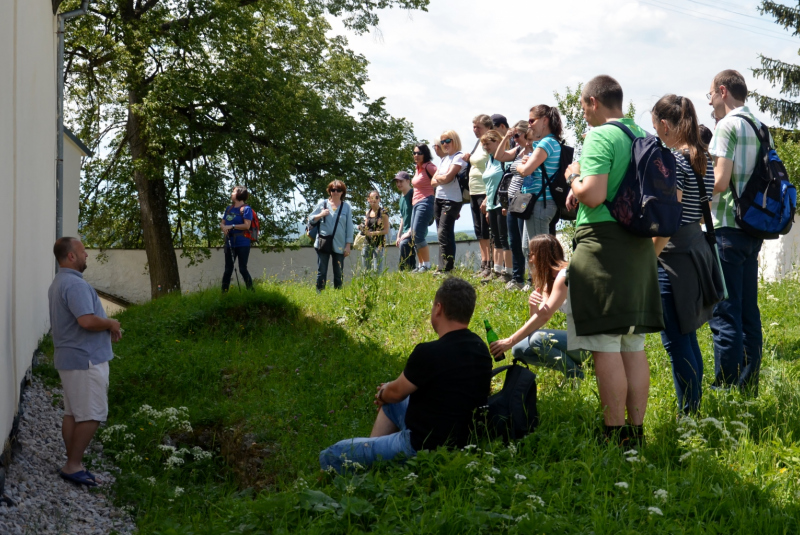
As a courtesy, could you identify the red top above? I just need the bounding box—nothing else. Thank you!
[412,162,437,205]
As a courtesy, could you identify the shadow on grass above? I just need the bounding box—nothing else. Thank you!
[107,284,408,491]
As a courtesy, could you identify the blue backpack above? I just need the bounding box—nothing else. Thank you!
[603,122,682,237]
[730,115,796,240]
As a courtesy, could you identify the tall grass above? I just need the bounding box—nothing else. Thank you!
[37,270,800,534]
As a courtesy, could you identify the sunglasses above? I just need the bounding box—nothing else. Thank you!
[513,133,521,139]
[412,151,423,155]
[528,118,537,125]
[441,138,453,144]
[330,188,343,193]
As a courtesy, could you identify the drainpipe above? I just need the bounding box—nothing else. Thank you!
[56,0,91,241]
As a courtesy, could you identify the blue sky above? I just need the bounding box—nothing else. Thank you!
[331,0,798,232]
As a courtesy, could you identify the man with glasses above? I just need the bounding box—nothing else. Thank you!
[706,69,769,395]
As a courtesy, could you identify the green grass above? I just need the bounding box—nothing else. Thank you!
[37,270,800,534]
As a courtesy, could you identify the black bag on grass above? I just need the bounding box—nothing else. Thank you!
[484,360,539,441]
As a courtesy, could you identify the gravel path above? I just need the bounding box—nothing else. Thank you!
[0,376,136,535]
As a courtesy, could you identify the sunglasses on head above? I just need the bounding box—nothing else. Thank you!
[441,138,453,144]
[330,188,342,193]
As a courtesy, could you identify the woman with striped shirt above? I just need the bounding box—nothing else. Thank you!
[651,94,719,415]
[494,120,533,289]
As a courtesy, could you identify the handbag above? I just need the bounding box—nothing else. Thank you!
[306,200,326,241]
[508,192,535,220]
[682,153,728,300]
[316,201,344,254]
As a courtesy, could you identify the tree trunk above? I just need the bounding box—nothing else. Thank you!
[127,89,182,298]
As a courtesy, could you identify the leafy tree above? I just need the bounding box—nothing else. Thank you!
[752,1,800,126]
[62,0,428,298]
[554,84,588,150]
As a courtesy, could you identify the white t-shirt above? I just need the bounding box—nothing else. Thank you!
[557,268,569,314]
[435,152,467,201]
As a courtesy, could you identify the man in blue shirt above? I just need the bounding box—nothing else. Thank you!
[48,237,121,487]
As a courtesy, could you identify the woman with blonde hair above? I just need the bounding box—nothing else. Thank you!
[490,234,586,378]
[307,180,355,291]
[431,129,466,274]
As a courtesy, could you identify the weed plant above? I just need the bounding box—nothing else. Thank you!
[37,271,800,534]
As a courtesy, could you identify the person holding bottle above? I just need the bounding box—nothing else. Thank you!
[489,234,587,379]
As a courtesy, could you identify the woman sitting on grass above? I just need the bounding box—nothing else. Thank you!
[489,234,587,379]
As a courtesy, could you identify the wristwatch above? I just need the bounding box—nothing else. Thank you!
[566,173,581,186]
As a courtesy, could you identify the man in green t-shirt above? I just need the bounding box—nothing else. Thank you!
[563,75,663,446]
[393,171,416,271]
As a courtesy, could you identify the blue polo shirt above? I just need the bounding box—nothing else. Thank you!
[48,268,114,370]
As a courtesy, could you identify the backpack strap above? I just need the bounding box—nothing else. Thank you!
[424,163,434,180]
[604,120,636,140]
[490,359,529,377]
[680,152,717,246]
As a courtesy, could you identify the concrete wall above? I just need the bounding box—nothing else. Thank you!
[84,242,484,303]
[0,2,57,452]
[759,222,800,282]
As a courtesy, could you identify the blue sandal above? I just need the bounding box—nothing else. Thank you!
[59,470,98,487]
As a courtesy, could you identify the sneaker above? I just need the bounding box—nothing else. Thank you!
[505,280,523,291]
[432,268,448,276]
[481,266,493,278]
[414,265,429,274]
[500,272,512,284]
[521,283,531,292]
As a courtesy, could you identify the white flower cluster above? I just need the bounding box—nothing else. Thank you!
[615,481,629,489]
[165,455,185,469]
[174,486,184,497]
[99,424,128,442]
[527,494,545,508]
[506,443,517,458]
[145,476,157,486]
[134,405,193,433]
[624,450,640,463]
[514,473,527,481]
[515,513,530,523]
[404,472,418,481]
[466,461,480,472]
[647,506,663,516]
[490,467,501,475]
[654,489,668,502]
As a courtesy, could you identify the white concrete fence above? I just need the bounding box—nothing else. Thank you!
[85,223,800,305]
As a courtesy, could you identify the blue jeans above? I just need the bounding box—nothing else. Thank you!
[709,228,763,393]
[659,266,703,413]
[319,399,416,473]
[410,196,434,248]
[361,244,385,272]
[222,245,253,291]
[512,329,586,379]
[316,250,345,290]
[398,236,416,271]
[507,210,526,283]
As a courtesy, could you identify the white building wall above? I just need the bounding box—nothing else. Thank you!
[0,1,57,450]
[63,135,84,238]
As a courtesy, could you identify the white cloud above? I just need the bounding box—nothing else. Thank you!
[328,0,795,230]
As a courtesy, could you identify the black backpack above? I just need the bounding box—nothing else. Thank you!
[456,141,481,202]
[483,360,539,441]
[539,142,577,221]
[603,121,682,237]
[729,115,796,239]
[494,161,511,208]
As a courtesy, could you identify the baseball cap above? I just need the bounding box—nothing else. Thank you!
[491,114,509,128]
[393,171,411,181]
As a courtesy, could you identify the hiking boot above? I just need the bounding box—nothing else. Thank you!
[505,280,523,291]
[481,265,493,278]
[475,261,487,275]
[481,270,499,284]
[500,272,512,284]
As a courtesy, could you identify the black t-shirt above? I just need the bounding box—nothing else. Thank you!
[403,329,493,451]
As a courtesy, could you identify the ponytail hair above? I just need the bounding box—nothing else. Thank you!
[530,105,564,142]
[651,95,707,177]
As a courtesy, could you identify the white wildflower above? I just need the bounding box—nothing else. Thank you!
[743,401,757,407]
[124,433,136,441]
[738,412,755,419]
[174,486,184,497]
[615,482,629,489]
[623,449,638,456]
[515,513,530,523]
[654,489,668,502]
[158,445,176,453]
[484,451,495,456]
[463,444,477,451]
[404,472,418,481]
[679,450,694,462]
[490,467,501,475]
[165,456,184,469]
[507,443,517,457]
[483,474,495,484]
[527,494,545,507]
[626,456,641,463]
[191,446,213,461]
[770,322,779,327]
[514,473,527,481]
[145,477,156,486]
[466,461,480,471]
[647,506,663,516]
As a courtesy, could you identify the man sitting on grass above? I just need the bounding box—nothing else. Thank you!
[319,277,492,473]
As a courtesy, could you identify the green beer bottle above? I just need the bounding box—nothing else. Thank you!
[484,319,504,362]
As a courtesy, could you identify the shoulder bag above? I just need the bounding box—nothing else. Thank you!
[315,201,343,254]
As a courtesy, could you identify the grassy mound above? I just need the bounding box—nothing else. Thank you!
[38,270,800,533]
